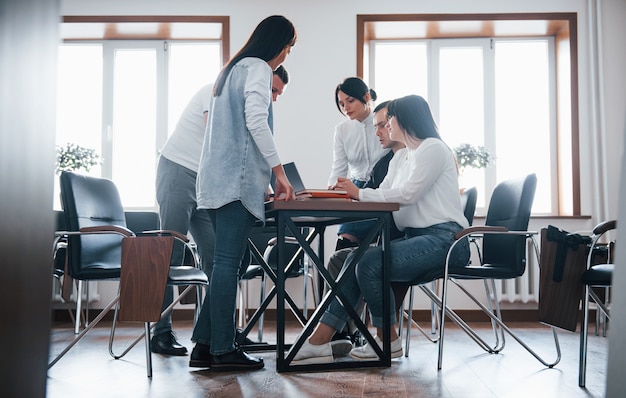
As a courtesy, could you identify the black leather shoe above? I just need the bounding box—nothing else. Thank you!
[151,331,188,356]
[189,343,211,368]
[210,347,264,372]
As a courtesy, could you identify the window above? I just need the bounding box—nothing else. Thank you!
[359,14,579,216]
[55,16,228,209]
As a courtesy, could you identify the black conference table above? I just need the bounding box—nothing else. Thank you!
[240,198,399,372]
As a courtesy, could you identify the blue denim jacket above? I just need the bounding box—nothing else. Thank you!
[196,58,274,222]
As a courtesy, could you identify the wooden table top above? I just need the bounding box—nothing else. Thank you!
[265,198,399,213]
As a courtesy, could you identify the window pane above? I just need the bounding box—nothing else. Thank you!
[56,44,103,164]
[112,48,157,207]
[495,40,551,213]
[438,45,486,203]
[372,42,428,102]
[55,44,103,209]
[167,43,222,135]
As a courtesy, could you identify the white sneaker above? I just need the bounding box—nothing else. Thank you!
[349,336,403,360]
[291,339,334,365]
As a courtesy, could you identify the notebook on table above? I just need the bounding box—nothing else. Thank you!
[271,162,350,199]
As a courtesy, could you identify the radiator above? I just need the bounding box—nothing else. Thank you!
[496,239,540,303]
[52,278,100,303]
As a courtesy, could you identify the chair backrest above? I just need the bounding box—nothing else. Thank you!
[125,211,160,233]
[59,171,126,280]
[482,174,537,276]
[460,187,478,226]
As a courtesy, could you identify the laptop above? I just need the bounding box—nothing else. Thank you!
[271,162,349,199]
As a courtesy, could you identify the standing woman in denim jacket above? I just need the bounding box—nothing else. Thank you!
[190,15,297,372]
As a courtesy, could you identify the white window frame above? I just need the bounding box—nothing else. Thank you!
[368,36,558,215]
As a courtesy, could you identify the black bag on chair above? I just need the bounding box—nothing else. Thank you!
[538,225,591,332]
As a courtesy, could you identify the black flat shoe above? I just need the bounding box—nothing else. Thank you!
[189,343,211,368]
[210,347,264,372]
[151,331,188,356]
[235,328,256,346]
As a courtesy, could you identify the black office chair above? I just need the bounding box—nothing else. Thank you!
[49,172,208,378]
[51,210,193,333]
[238,226,317,343]
[52,210,80,327]
[400,186,478,354]
[579,219,616,387]
[415,174,561,369]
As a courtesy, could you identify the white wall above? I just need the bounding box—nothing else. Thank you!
[599,0,626,394]
[59,0,625,308]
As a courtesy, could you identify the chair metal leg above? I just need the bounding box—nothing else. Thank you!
[405,286,414,357]
[74,280,83,334]
[257,272,267,342]
[302,266,308,320]
[600,286,609,337]
[145,322,152,378]
[237,280,246,328]
[195,285,203,324]
[482,279,506,352]
[580,286,612,387]
[84,282,90,329]
[49,295,120,369]
[403,284,439,358]
[579,284,591,387]
[398,294,404,340]
[109,285,199,363]
[435,277,561,370]
[430,280,438,334]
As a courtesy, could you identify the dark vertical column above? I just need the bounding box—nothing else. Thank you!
[0,0,60,396]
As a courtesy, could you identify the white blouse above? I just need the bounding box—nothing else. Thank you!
[327,112,389,186]
[359,138,468,231]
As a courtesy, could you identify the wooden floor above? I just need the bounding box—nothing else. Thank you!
[47,319,608,397]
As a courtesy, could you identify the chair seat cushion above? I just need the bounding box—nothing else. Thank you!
[167,266,209,285]
[581,264,613,286]
[241,265,264,280]
[450,263,523,280]
[74,267,120,281]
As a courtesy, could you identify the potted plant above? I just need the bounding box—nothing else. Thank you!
[452,143,494,175]
[55,143,101,175]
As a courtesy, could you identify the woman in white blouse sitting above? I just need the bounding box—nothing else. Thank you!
[293,94,471,364]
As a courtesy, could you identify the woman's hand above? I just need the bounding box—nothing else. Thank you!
[333,177,360,200]
[272,164,295,201]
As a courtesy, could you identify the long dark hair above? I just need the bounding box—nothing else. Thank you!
[387,95,440,140]
[334,77,377,114]
[213,15,296,96]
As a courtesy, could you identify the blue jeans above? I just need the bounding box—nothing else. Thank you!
[320,222,470,330]
[191,201,255,354]
[154,156,216,336]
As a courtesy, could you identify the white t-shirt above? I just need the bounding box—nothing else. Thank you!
[160,84,213,172]
[359,138,468,231]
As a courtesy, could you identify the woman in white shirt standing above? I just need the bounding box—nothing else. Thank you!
[328,77,389,188]
[293,94,470,365]
[328,77,390,248]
